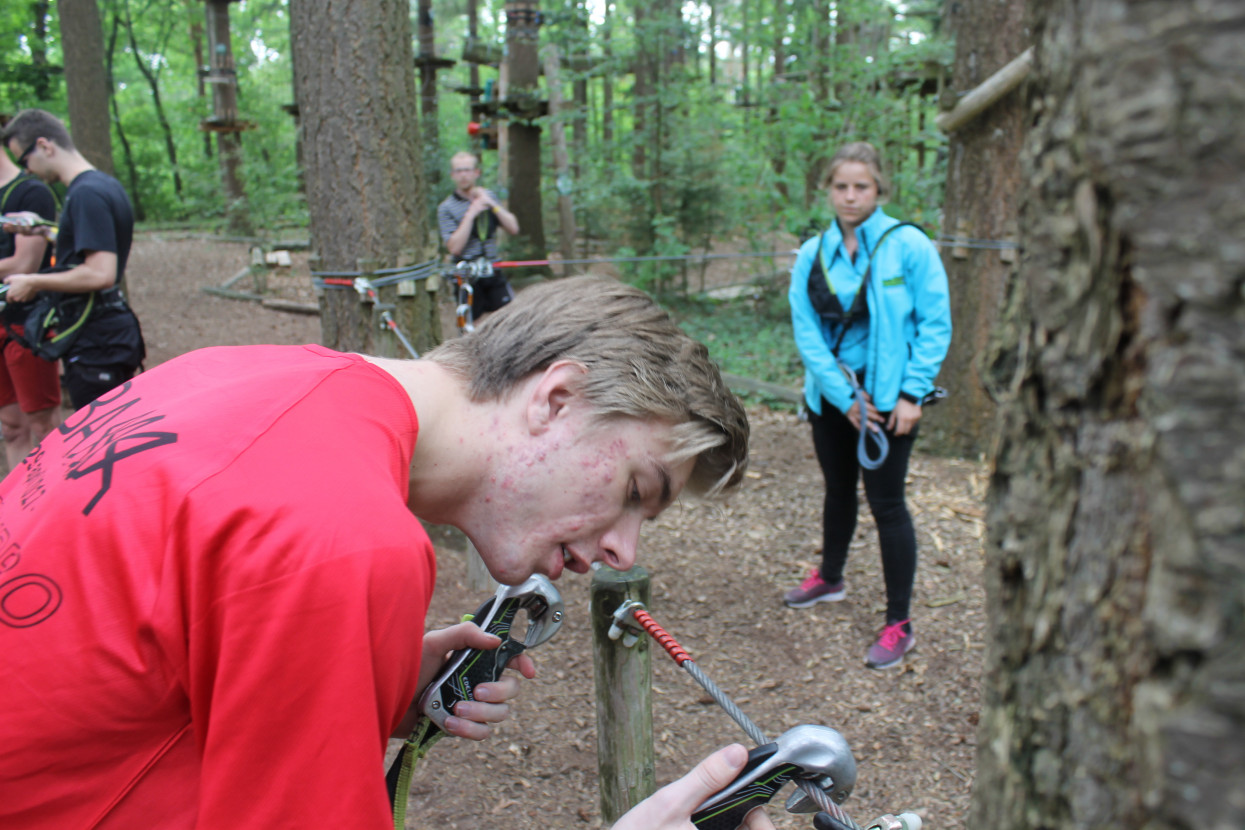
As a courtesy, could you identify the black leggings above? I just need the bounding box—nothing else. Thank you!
[809,400,917,623]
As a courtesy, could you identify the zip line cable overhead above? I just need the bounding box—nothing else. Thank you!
[308,235,1020,281]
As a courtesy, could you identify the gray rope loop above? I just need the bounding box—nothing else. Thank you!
[839,362,888,470]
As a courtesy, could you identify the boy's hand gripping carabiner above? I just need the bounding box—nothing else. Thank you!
[690,724,856,830]
[386,576,564,817]
[417,574,564,732]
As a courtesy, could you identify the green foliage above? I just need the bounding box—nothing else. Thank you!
[1,0,300,233]
[1,0,951,254]
[667,280,802,409]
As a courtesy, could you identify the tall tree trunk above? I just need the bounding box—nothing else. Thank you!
[467,0,480,142]
[103,1,145,221]
[29,1,54,102]
[57,0,115,175]
[631,1,651,182]
[541,44,577,275]
[185,0,213,159]
[122,0,182,198]
[601,1,614,149]
[503,0,547,269]
[707,0,716,86]
[290,0,440,355]
[741,0,750,121]
[974,2,1245,828]
[416,0,442,205]
[570,0,588,179]
[768,0,791,203]
[204,0,251,236]
[772,0,786,79]
[921,0,1028,458]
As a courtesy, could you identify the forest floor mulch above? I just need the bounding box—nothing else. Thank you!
[11,234,988,829]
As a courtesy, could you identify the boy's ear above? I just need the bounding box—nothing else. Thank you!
[526,361,589,434]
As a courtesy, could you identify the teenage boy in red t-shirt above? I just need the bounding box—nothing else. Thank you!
[0,276,771,830]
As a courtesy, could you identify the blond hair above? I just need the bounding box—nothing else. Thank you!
[425,276,749,497]
[820,141,889,199]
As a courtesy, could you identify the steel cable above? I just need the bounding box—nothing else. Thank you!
[628,607,862,829]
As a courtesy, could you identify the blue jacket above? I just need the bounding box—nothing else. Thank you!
[789,207,952,415]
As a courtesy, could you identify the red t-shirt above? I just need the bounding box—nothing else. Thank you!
[0,345,435,828]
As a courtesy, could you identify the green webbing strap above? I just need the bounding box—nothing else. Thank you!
[391,717,445,830]
[1,172,61,217]
[1,174,29,213]
[390,611,475,828]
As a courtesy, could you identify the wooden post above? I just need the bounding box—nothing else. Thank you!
[935,47,1033,133]
[591,565,656,823]
[540,44,577,276]
[465,539,495,592]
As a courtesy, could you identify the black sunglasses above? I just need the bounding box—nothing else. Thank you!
[15,140,36,169]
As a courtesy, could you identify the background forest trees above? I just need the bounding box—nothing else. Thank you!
[0,0,950,264]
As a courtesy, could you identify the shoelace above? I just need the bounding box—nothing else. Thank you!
[799,569,824,590]
[877,620,910,651]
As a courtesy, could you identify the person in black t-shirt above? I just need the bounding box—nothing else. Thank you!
[0,123,60,468]
[1,108,144,410]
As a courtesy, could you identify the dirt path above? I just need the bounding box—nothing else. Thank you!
[103,235,988,828]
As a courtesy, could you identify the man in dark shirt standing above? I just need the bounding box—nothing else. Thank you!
[1,108,144,410]
[0,122,59,467]
[437,151,520,319]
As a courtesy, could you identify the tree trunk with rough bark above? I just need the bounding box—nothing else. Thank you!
[104,2,145,221]
[29,1,54,102]
[57,0,115,175]
[204,0,251,236]
[290,0,440,355]
[923,0,1028,458]
[416,0,443,207]
[503,0,548,272]
[973,1,1245,828]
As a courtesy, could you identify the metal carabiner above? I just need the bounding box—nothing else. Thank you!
[691,724,858,829]
[418,575,564,730]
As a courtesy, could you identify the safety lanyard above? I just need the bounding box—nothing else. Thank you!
[819,221,922,469]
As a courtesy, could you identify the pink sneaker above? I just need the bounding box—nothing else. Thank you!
[782,569,847,608]
[865,620,914,670]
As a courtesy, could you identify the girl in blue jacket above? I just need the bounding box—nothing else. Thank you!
[783,142,952,670]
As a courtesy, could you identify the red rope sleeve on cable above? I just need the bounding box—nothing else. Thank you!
[322,277,354,286]
[491,260,551,268]
[631,608,692,666]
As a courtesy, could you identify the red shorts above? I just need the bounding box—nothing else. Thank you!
[0,333,61,412]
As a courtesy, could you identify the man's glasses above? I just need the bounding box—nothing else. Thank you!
[14,141,36,170]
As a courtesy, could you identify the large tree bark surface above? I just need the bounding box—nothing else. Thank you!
[974,1,1245,828]
[504,0,547,267]
[57,0,115,175]
[923,0,1027,458]
[290,0,439,354]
